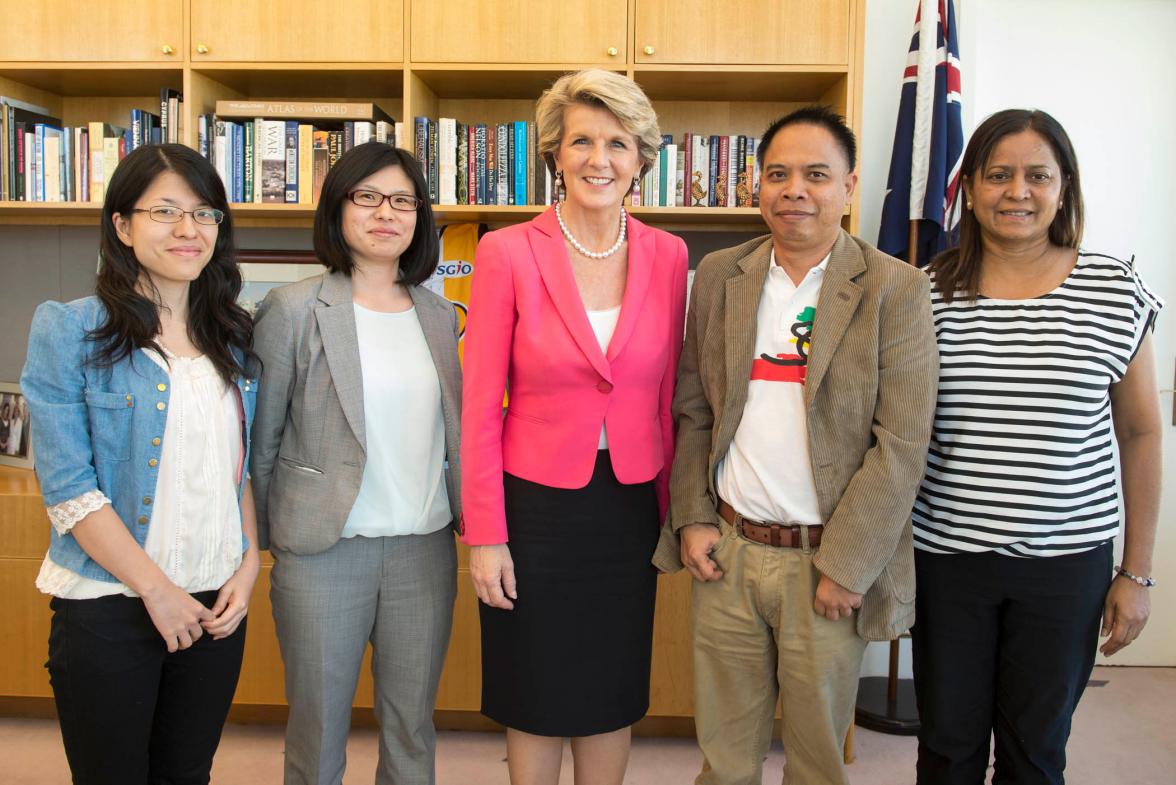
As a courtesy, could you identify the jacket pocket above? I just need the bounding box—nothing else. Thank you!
[85,390,133,462]
[278,456,324,475]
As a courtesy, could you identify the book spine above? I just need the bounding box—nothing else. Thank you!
[466,124,476,205]
[708,135,720,207]
[682,133,692,207]
[528,121,538,206]
[312,130,329,203]
[131,110,141,151]
[474,124,487,206]
[354,121,374,145]
[284,121,298,203]
[662,144,675,207]
[328,130,343,170]
[160,88,168,142]
[513,121,527,207]
[439,118,456,206]
[243,121,254,203]
[214,100,393,123]
[34,125,44,201]
[496,123,509,206]
[343,121,354,152]
[506,123,515,205]
[692,135,708,207]
[394,121,405,150]
[456,121,468,206]
[428,119,438,204]
[260,120,285,203]
[413,117,427,172]
[485,125,496,205]
[750,138,760,207]
[675,147,686,207]
[232,123,245,203]
[298,124,313,205]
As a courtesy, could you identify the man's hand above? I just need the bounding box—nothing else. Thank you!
[1100,577,1150,656]
[813,574,862,621]
[681,523,724,582]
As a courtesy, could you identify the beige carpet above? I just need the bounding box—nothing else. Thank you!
[3,666,1173,784]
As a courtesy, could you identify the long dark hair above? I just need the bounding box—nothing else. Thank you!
[313,143,439,285]
[930,109,1084,302]
[91,143,257,384]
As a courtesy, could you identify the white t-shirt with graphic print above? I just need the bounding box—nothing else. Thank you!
[716,250,828,525]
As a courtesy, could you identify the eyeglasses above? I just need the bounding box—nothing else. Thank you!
[347,190,423,211]
[130,206,225,225]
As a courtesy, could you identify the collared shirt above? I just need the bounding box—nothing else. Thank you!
[716,250,828,525]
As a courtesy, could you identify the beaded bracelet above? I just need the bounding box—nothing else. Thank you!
[1115,566,1157,587]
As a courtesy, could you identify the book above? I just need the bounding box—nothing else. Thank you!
[438,117,457,206]
[456,121,469,205]
[427,119,438,204]
[244,121,255,204]
[215,100,394,122]
[284,121,298,203]
[513,121,527,207]
[675,148,686,207]
[354,121,374,145]
[690,135,708,207]
[311,130,329,203]
[297,124,313,205]
[707,135,720,207]
[231,122,244,203]
[474,124,487,206]
[260,120,286,203]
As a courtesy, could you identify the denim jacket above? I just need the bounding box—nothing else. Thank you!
[20,297,258,583]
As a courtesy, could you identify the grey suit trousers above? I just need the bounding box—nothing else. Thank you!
[271,529,457,785]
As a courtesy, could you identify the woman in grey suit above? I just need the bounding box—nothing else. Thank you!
[250,143,462,785]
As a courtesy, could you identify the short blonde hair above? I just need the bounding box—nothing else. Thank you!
[535,69,662,176]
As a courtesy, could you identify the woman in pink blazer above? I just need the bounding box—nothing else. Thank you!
[461,69,687,784]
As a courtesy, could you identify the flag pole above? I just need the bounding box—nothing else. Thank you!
[906,219,919,266]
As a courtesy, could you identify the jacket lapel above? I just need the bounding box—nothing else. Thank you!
[717,238,773,455]
[606,214,654,362]
[409,286,462,444]
[805,230,864,404]
[315,271,367,453]
[529,206,612,381]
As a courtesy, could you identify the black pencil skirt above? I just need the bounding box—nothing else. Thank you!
[479,450,660,737]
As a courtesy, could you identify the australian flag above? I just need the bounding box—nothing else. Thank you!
[878,0,963,266]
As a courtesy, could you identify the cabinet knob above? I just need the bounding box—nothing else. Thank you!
[196,43,210,54]
[607,47,618,57]
[643,45,655,56]
[161,44,174,55]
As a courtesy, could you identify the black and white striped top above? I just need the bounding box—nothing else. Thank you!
[913,252,1163,557]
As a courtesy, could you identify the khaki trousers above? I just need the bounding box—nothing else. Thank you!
[692,519,867,785]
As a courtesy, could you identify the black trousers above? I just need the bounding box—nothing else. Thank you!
[911,544,1111,785]
[47,590,246,785]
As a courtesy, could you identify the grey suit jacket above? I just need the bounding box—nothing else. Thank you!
[653,230,938,641]
[250,271,462,555]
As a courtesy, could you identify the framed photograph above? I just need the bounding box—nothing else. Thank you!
[0,382,34,470]
[237,249,324,315]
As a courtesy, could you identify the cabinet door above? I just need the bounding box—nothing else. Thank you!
[191,0,404,62]
[0,0,183,62]
[635,0,851,66]
[412,0,628,64]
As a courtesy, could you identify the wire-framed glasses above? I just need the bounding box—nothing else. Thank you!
[130,206,225,225]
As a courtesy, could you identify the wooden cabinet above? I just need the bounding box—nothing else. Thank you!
[0,0,183,62]
[634,0,851,65]
[190,0,404,62]
[411,0,628,63]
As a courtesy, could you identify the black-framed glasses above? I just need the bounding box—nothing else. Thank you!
[347,190,423,211]
[130,206,225,225]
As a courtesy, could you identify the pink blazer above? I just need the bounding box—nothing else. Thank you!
[460,206,688,545]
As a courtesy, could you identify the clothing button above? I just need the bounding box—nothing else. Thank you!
[156,402,166,411]
[157,383,167,392]
[124,394,132,401]
[143,496,152,505]
[152,437,161,446]
[596,380,613,393]
[148,458,158,467]
[137,515,148,525]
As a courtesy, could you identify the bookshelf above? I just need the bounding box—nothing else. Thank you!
[0,0,866,732]
[0,0,863,233]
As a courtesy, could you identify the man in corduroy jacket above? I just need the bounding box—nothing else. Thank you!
[653,106,938,785]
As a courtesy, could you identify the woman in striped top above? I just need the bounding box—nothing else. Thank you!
[911,109,1163,785]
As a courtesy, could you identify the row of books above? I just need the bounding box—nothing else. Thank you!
[633,134,761,208]
[198,100,403,204]
[0,90,183,202]
[413,117,553,207]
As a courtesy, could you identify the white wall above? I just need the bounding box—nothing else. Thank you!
[859,0,1176,676]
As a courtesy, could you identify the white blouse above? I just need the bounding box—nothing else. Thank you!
[36,348,245,599]
[586,306,621,450]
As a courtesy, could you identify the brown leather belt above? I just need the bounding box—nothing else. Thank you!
[718,499,823,549]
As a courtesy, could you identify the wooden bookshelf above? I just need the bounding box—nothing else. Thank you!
[0,0,863,233]
[0,0,866,726]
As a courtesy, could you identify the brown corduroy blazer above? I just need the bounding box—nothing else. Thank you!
[652,230,938,641]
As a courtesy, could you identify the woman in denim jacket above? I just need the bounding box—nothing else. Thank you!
[21,143,260,785]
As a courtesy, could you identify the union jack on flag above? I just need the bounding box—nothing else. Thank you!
[878,0,963,266]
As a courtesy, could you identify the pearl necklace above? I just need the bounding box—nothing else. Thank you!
[555,200,627,259]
